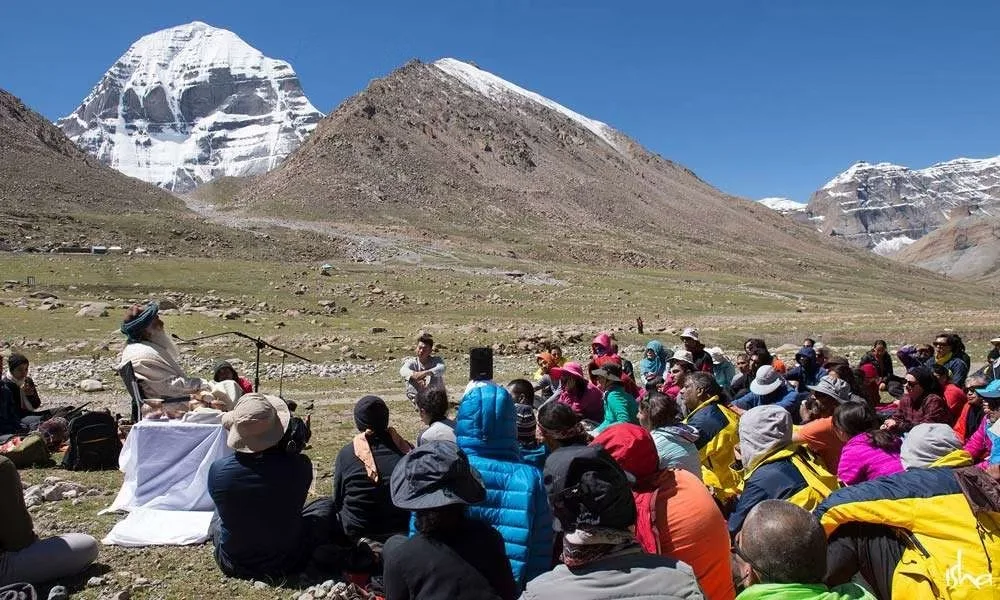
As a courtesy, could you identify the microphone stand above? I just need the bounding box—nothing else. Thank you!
[172,332,312,392]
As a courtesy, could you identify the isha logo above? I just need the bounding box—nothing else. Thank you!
[944,550,993,590]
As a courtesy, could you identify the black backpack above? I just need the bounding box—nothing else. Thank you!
[61,411,122,471]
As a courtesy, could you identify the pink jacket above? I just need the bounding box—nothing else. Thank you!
[836,433,904,486]
[963,419,994,468]
[557,383,604,423]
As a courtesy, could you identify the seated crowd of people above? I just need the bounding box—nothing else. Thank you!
[3,305,1000,600]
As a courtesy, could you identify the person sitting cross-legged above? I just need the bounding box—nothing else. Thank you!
[383,441,517,600]
[732,500,875,599]
[0,455,98,585]
[332,395,414,544]
[207,394,313,579]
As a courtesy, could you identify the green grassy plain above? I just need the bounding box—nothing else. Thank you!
[2,251,997,599]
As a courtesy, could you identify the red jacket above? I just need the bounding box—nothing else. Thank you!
[592,424,735,600]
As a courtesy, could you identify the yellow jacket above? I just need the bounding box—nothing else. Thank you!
[816,464,1000,600]
[746,445,839,512]
[685,396,742,503]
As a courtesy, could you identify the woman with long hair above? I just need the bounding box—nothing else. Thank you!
[832,402,903,485]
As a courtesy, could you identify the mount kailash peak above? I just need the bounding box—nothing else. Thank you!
[56,21,322,192]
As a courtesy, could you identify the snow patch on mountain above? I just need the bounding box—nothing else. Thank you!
[758,197,807,212]
[57,21,322,192]
[433,58,623,153]
[872,235,916,256]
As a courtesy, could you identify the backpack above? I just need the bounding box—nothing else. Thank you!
[61,411,121,471]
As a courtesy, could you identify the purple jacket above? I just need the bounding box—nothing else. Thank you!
[836,433,904,486]
[964,419,995,468]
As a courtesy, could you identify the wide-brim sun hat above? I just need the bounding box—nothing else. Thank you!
[750,365,783,395]
[807,374,852,403]
[551,361,586,381]
[390,441,486,510]
[221,393,291,453]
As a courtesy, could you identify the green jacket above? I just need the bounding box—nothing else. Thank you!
[592,384,638,435]
[737,582,876,600]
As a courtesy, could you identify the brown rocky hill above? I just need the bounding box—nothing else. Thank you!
[233,59,932,284]
[893,216,1000,281]
[0,88,327,259]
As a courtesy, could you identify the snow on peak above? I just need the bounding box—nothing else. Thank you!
[758,197,807,212]
[433,58,623,153]
[56,21,323,192]
[872,235,916,256]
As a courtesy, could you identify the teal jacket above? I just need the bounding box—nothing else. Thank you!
[592,384,638,435]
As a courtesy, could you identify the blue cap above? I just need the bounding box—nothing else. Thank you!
[974,379,1000,399]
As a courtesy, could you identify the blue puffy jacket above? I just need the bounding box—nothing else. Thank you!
[456,384,554,588]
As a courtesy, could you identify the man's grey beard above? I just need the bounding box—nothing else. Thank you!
[147,327,181,362]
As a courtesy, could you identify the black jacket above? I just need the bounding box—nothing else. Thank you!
[383,517,517,600]
[332,435,409,541]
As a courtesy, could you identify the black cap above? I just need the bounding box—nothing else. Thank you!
[390,441,486,510]
[543,445,636,532]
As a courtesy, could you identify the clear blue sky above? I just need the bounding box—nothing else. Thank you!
[3,1,998,201]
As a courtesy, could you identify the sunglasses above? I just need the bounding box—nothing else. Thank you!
[932,342,949,347]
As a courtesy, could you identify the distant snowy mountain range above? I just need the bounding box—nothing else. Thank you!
[56,21,322,192]
[758,197,806,213]
[804,157,1000,254]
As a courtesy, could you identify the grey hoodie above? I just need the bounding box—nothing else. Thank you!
[739,405,792,471]
[900,423,962,469]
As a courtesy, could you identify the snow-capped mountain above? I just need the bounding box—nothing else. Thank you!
[805,157,1000,251]
[57,21,323,192]
[758,197,807,214]
[432,58,626,153]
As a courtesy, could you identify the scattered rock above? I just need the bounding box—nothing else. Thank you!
[29,291,58,299]
[222,308,244,320]
[157,298,179,310]
[253,580,269,590]
[76,302,109,318]
[370,327,386,334]
[79,379,104,392]
[86,576,106,587]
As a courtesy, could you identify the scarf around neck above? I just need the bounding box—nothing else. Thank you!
[562,527,639,568]
[4,370,31,412]
[352,427,413,482]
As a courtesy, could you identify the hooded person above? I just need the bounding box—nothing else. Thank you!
[454,384,552,589]
[208,393,314,579]
[639,340,672,385]
[817,427,1000,600]
[118,303,242,409]
[728,405,838,536]
[592,424,735,600]
[331,396,414,543]
[522,445,704,600]
[785,347,827,389]
[549,362,604,423]
[732,500,876,600]
[382,441,518,600]
[899,423,972,469]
